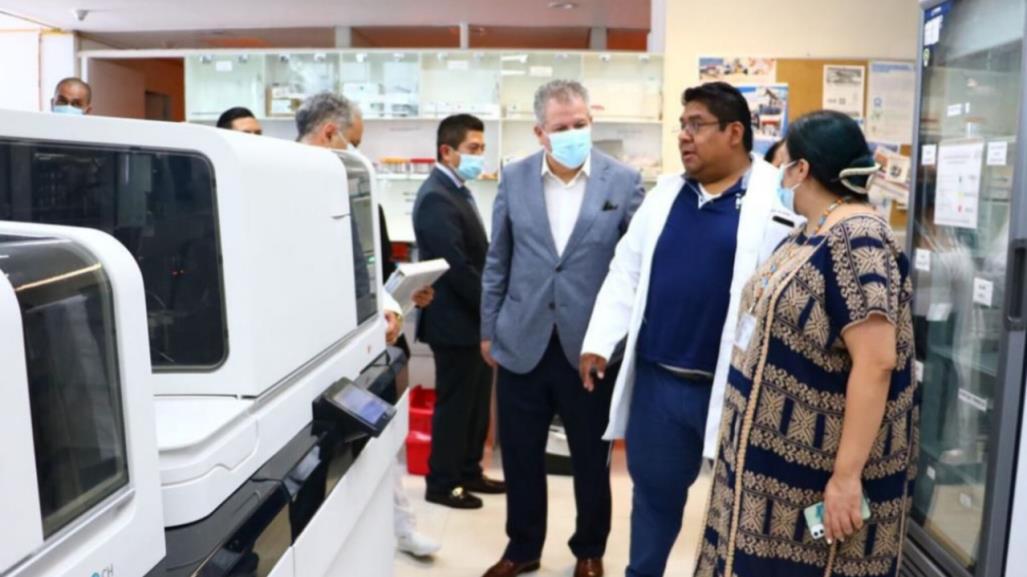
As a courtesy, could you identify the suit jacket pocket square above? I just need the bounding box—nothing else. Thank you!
[601,201,618,211]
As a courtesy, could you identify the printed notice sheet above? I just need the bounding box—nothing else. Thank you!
[934,141,985,230]
[866,61,916,145]
[823,65,866,119]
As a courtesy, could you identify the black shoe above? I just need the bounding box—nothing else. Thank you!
[463,475,507,494]
[426,486,483,509]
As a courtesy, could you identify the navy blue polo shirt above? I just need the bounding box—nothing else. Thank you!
[637,175,747,374]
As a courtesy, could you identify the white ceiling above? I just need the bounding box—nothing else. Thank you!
[0,0,650,32]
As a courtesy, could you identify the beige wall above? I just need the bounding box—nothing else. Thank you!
[657,0,922,171]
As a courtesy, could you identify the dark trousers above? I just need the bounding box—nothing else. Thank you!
[626,359,712,577]
[426,344,492,495]
[497,332,617,563]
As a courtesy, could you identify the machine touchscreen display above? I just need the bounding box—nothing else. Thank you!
[329,383,395,429]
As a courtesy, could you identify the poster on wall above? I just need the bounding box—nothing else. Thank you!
[699,57,777,85]
[866,61,916,145]
[823,65,866,119]
[737,84,789,156]
[934,141,985,230]
[868,146,912,212]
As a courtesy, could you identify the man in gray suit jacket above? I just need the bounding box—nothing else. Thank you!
[480,80,644,577]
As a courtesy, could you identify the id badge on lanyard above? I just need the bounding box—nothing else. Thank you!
[734,313,758,352]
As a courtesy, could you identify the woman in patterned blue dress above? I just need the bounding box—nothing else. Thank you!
[695,111,918,577]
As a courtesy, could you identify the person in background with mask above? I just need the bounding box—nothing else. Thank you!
[295,92,440,559]
[216,106,262,134]
[51,77,92,115]
[695,110,916,577]
[479,79,643,577]
[413,113,505,511]
[580,82,798,577]
[764,139,788,167]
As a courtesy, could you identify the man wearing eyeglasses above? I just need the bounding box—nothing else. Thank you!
[579,82,800,577]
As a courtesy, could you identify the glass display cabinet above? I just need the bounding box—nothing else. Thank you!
[175,48,664,241]
[421,51,502,119]
[185,54,267,120]
[499,52,584,120]
[583,52,663,121]
[340,51,421,119]
[902,1,1027,576]
[266,52,340,117]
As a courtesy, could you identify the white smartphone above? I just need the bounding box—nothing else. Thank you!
[804,497,871,540]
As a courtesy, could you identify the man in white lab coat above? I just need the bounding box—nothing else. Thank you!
[579,82,799,577]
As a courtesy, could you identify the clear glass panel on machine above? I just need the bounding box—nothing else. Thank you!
[909,0,1025,572]
[0,140,225,369]
[0,234,128,537]
[336,151,379,324]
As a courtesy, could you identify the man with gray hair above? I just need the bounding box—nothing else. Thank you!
[295,91,441,560]
[296,92,359,147]
[479,79,644,577]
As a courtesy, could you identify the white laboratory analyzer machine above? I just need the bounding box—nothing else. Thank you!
[0,109,409,577]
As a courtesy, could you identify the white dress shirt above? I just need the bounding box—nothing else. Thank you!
[542,154,591,257]
[436,162,464,189]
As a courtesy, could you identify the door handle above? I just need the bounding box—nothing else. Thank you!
[1005,240,1027,330]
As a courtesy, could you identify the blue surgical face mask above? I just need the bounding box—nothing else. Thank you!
[456,153,485,181]
[52,104,84,116]
[776,161,799,212]
[547,127,592,169]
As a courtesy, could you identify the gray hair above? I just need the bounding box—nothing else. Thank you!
[533,79,590,125]
[296,92,358,139]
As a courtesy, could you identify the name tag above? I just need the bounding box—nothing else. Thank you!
[735,314,758,351]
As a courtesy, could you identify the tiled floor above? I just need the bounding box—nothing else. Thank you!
[394,447,712,577]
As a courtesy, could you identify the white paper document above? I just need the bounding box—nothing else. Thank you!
[925,17,943,46]
[934,141,985,230]
[384,259,451,314]
[973,277,994,307]
[922,145,938,166]
[987,141,1009,166]
[915,249,932,272]
[927,302,953,322]
[958,388,989,412]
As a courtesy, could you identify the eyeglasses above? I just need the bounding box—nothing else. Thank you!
[679,119,723,136]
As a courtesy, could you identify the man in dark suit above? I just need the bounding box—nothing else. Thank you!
[413,114,505,510]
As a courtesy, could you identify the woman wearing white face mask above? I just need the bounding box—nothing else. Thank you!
[695,110,918,577]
